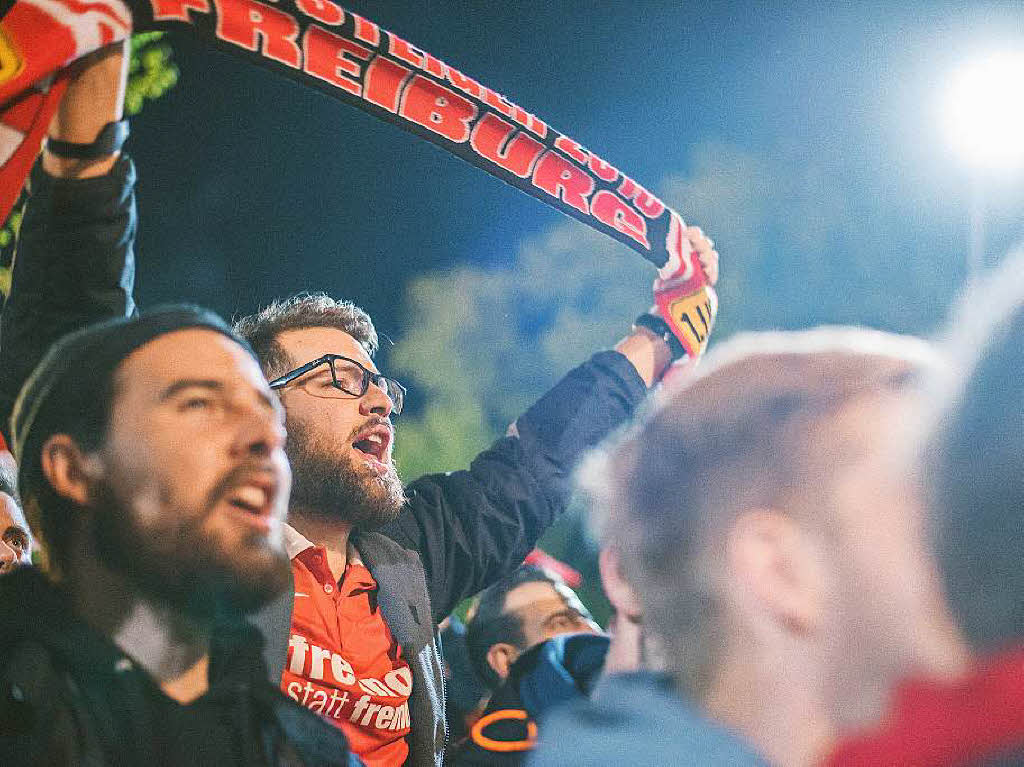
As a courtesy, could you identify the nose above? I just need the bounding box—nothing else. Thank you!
[0,539,17,574]
[359,379,393,418]
[233,399,287,458]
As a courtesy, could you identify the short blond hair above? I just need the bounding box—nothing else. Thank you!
[579,327,942,695]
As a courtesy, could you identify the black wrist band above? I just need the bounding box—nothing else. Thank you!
[633,313,687,361]
[45,119,129,160]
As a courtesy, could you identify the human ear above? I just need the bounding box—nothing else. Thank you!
[39,434,103,506]
[727,509,824,636]
[599,546,643,622]
[485,642,520,682]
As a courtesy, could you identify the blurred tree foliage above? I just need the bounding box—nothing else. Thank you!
[124,32,179,116]
[391,222,650,623]
[391,222,650,482]
[0,33,178,290]
[392,142,964,623]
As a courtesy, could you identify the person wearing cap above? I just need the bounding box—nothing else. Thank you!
[0,43,719,767]
[0,306,359,766]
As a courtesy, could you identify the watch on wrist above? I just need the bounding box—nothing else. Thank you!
[633,313,687,361]
[45,119,130,161]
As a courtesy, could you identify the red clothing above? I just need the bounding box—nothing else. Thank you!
[281,527,412,767]
[827,648,1024,766]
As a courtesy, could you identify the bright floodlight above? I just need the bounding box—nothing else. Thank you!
[943,51,1024,171]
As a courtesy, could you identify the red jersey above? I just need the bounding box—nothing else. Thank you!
[827,648,1024,766]
[281,526,413,767]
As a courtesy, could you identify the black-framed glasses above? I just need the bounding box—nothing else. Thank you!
[267,354,406,415]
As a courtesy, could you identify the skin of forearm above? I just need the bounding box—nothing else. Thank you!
[614,326,674,388]
[43,41,129,180]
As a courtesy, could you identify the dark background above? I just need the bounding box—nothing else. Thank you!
[128,0,1024,347]
[82,0,1024,618]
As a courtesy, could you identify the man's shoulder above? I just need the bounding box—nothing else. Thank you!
[0,592,94,767]
[349,529,435,644]
[253,681,359,766]
[826,648,1024,767]
[351,528,422,569]
[529,671,768,767]
[0,569,94,662]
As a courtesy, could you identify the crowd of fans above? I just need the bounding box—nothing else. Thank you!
[1,39,1023,767]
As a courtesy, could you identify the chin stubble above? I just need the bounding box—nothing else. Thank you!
[284,421,405,530]
[90,477,291,618]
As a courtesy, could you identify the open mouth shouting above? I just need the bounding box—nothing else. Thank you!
[351,421,393,475]
[223,473,279,534]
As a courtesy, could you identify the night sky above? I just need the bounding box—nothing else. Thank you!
[127,0,1024,355]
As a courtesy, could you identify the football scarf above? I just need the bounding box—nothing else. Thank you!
[0,0,715,356]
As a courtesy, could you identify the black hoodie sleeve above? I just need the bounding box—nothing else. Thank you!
[380,350,647,623]
[0,156,138,442]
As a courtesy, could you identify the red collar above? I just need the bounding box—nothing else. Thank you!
[828,647,1024,766]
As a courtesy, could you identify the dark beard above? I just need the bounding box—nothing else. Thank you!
[91,481,291,620]
[285,417,405,530]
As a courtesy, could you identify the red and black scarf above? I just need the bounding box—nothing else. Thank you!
[0,0,693,271]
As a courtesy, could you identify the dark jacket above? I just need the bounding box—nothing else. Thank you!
[453,632,610,767]
[528,671,769,767]
[0,157,648,767]
[0,567,360,767]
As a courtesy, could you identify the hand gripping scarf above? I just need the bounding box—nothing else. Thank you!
[0,0,715,356]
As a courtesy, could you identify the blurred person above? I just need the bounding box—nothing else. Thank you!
[452,419,703,767]
[451,501,682,766]
[0,306,357,766]
[451,564,600,764]
[0,43,720,767]
[828,255,1024,766]
[530,327,969,767]
[443,550,587,754]
[456,633,610,767]
[0,466,31,574]
[465,564,599,693]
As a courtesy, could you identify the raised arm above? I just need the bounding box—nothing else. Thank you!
[0,43,136,439]
[384,228,720,622]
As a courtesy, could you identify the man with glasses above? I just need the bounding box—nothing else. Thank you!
[229,289,710,767]
[0,43,719,767]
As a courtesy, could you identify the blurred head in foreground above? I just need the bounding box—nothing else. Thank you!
[580,327,967,767]
[927,254,1024,655]
[12,306,292,619]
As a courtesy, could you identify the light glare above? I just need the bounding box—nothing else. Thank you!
[943,52,1024,171]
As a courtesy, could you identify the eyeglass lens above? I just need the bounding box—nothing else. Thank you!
[331,357,403,413]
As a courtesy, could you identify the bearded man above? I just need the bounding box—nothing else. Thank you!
[0,42,718,767]
[0,306,357,766]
